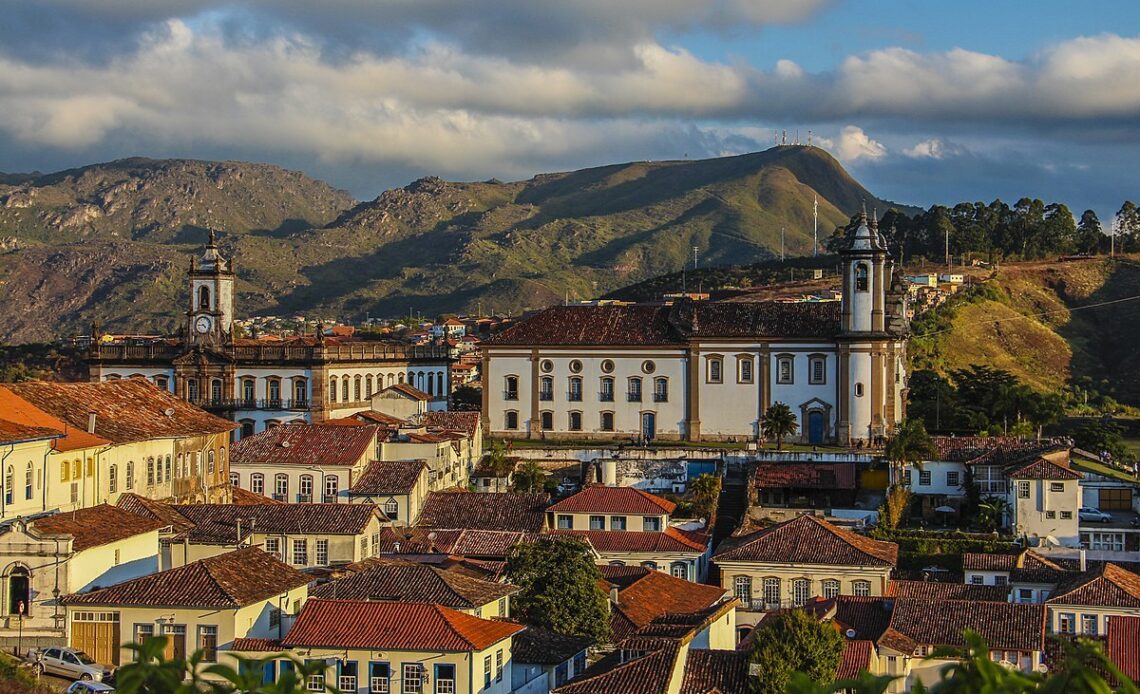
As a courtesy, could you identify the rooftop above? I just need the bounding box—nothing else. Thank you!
[1047,563,1140,608]
[417,491,548,533]
[230,423,378,467]
[381,383,431,401]
[931,436,1065,467]
[170,503,382,544]
[548,486,676,515]
[598,566,728,642]
[1106,615,1140,682]
[0,386,105,450]
[309,558,517,608]
[886,580,1010,602]
[282,598,524,652]
[348,459,427,496]
[713,515,898,568]
[1005,458,1082,481]
[29,504,165,550]
[422,411,481,438]
[510,626,592,665]
[678,649,750,694]
[882,598,1045,653]
[754,462,857,490]
[552,528,708,555]
[7,379,236,443]
[63,547,310,608]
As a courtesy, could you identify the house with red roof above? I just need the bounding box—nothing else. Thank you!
[546,486,712,581]
[233,598,524,694]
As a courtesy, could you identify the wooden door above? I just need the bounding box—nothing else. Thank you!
[71,615,120,666]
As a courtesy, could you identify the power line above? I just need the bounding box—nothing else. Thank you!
[917,293,1140,338]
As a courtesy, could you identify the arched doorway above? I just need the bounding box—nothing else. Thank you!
[641,412,656,442]
[7,566,30,615]
[807,411,825,444]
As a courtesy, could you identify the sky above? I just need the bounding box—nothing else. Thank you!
[2,1,1139,221]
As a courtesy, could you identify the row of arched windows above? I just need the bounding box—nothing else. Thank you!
[327,371,447,404]
[239,472,338,502]
[1,463,34,505]
[731,576,871,608]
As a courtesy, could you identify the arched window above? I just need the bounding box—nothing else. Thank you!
[365,375,374,399]
[72,459,80,479]
[776,355,794,384]
[504,376,519,400]
[539,376,553,401]
[294,378,307,404]
[855,263,869,292]
[176,453,185,477]
[670,562,688,581]
[437,372,445,396]
[599,377,614,402]
[354,375,362,402]
[155,455,163,484]
[328,377,338,403]
[242,378,255,404]
[240,420,255,438]
[125,461,134,489]
[194,452,201,476]
[600,412,614,432]
[250,473,264,495]
[734,576,753,605]
[199,285,211,310]
[822,579,840,599]
[504,411,519,430]
[707,356,723,384]
[763,577,781,608]
[609,561,627,567]
[60,460,68,482]
[108,465,118,494]
[792,578,811,607]
[219,447,225,468]
[426,374,434,396]
[324,476,338,501]
[165,455,172,481]
[568,377,582,401]
[207,450,216,475]
[653,377,668,402]
[388,373,395,387]
[627,377,642,402]
[187,379,199,401]
[7,567,30,615]
[641,561,658,571]
[854,382,865,398]
[341,376,349,402]
[210,378,222,404]
[540,411,554,431]
[146,458,155,486]
[299,474,314,502]
[383,498,399,517]
[5,466,13,504]
[24,462,32,500]
[267,378,281,405]
[398,373,405,384]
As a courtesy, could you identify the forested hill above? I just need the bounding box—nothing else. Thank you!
[0,146,902,343]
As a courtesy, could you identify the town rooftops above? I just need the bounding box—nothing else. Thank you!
[886,580,1010,602]
[309,558,517,608]
[230,423,378,467]
[713,514,898,567]
[381,383,430,401]
[836,640,875,681]
[1107,615,1140,682]
[511,626,592,665]
[1046,563,1140,608]
[1005,457,1082,480]
[63,547,310,608]
[417,491,548,533]
[117,493,196,532]
[0,386,104,450]
[552,528,708,555]
[348,459,427,496]
[931,436,1065,466]
[678,649,750,694]
[281,598,524,652]
[879,598,1046,653]
[487,300,843,347]
[29,504,165,551]
[548,485,676,515]
[7,378,236,443]
[422,411,481,438]
[962,549,1067,584]
[350,410,407,427]
[754,462,857,490]
[171,503,382,544]
[553,641,681,694]
[380,527,535,558]
[598,565,729,642]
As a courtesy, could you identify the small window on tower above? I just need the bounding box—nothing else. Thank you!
[855,264,869,292]
[199,285,211,310]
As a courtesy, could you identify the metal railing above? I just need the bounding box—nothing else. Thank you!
[189,398,310,410]
[599,392,614,402]
[567,392,583,401]
[92,341,451,364]
[653,392,668,402]
[627,393,642,402]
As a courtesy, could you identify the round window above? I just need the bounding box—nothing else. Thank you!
[540,359,554,373]
[569,360,583,373]
[642,360,656,374]
[600,360,615,374]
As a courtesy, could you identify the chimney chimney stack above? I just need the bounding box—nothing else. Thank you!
[87,411,97,434]
[1079,549,1087,573]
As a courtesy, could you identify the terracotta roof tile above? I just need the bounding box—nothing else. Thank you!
[597,566,728,642]
[679,649,750,694]
[8,379,236,443]
[553,642,681,694]
[0,386,103,450]
[171,503,380,544]
[116,493,195,532]
[548,486,676,515]
[378,527,534,558]
[884,598,1046,652]
[384,383,431,401]
[0,418,62,445]
[349,459,426,496]
[351,411,406,426]
[754,462,857,490]
[832,596,894,642]
[1005,458,1082,480]
[511,626,592,665]
[231,486,286,505]
[309,558,517,608]
[961,552,1017,572]
[422,411,481,438]
[63,547,310,608]
[29,504,164,551]
[231,424,378,467]
[714,515,897,567]
[1047,563,1140,608]
[836,640,874,681]
[418,491,548,532]
[282,598,524,651]
[886,581,1010,602]
[1106,615,1140,681]
[552,528,708,554]
[931,437,1064,466]
[230,638,282,652]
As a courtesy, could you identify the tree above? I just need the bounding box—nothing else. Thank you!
[762,402,799,450]
[1073,421,1131,464]
[748,609,844,693]
[450,384,482,410]
[884,420,936,477]
[878,484,912,530]
[1076,209,1104,255]
[484,440,514,478]
[977,496,1011,532]
[688,473,721,520]
[512,460,547,493]
[505,537,611,644]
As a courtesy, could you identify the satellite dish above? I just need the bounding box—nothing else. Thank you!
[281,440,291,448]
[164,408,175,417]
[427,532,437,541]
[845,629,857,639]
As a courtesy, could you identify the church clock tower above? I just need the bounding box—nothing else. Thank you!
[186,230,235,346]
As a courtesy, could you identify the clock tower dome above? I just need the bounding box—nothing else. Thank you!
[186,230,235,346]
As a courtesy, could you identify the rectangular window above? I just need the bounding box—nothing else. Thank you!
[339,662,358,693]
[994,575,1008,586]
[495,650,503,683]
[1046,510,1056,519]
[1059,613,1075,634]
[1049,482,1065,493]
[483,656,491,689]
[292,539,308,566]
[708,359,722,384]
[600,378,614,402]
[970,575,984,585]
[1060,511,1072,519]
[498,597,507,616]
[1081,614,1098,636]
[589,515,605,530]
[557,515,573,529]
[946,471,960,487]
[264,537,280,560]
[434,664,455,694]
[853,581,871,597]
[316,539,329,565]
[1017,481,1030,499]
[402,664,423,694]
[627,378,642,401]
[134,624,155,660]
[600,412,614,431]
[505,411,519,430]
[198,625,218,662]
[1017,589,1033,603]
[610,516,627,531]
[738,358,753,383]
[809,357,826,385]
[370,663,390,693]
[569,412,582,431]
[919,470,931,486]
[643,516,661,532]
[777,357,793,384]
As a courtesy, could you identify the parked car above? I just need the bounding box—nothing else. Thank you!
[26,647,113,682]
[1079,507,1112,523]
[67,682,115,694]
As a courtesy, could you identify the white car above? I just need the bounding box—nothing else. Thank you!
[1079,507,1112,523]
[27,647,113,682]
[67,682,115,694]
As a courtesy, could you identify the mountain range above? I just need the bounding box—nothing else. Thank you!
[0,146,902,343]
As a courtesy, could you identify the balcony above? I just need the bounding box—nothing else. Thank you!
[297,494,313,503]
[599,392,614,402]
[272,493,287,502]
[539,392,554,401]
[567,392,583,402]
[504,391,519,401]
[190,398,310,411]
[653,392,668,402]
[627,393,642,402]
[322,495,338,504]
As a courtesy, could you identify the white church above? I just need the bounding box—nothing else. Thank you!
[480,211,910,444]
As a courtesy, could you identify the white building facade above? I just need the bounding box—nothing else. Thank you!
[481,212,909,444]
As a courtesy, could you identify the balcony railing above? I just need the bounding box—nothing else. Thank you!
[653,392,668,402]
[297,494,313,503]
[627,393,642,402]
[272,493,287,502]
[322,495,337,504]
[568,392,582,402]
[539,392,553,401]
[189,398,310,411]
[599,392,614,402]
[504,391,519,401]
[92,341,450,365]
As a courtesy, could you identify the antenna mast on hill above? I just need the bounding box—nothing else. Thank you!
[813,195,819,257]
[780,227,785,261]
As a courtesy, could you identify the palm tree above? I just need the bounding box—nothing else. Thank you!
[978,496,1011,532]
[761,402,799,450]
[883,419,936,485]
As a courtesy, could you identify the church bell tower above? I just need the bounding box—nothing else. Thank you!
[186,230,235,346]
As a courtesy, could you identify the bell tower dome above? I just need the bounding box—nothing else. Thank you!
[186,230,235,346]
[839,206,890,334]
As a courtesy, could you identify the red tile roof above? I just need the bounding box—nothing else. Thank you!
[931,437,1064,466]
[0,418,62,445]
[282,598,524,651]
[30,505,165,550]
[598,566,728,642]
[383,383,430,401]
[1106,615,1140,681]
[886,580,1010,602]
[553,642,681,694]
[230,423,378,467]
[423,411,481,438]
[1005,458,1082,480]
[350,410,406,426]
[116,493,196,532]
[349,459,427,496]
[754,462,857,490]
[962,549,1068,584]
[883,598,1046,653]
[230,638,282,652]
[832,596,893,642]
[379,527,535,558]
[63,547,310,608]
[679,649,750,694]
[418,491,548,532]
[171,503,380,543]
[548,486,676,515]
[231,486,286,505]
[714,515,898,567]
[511,626,592,665]
[8,379,236,443]
[552,528,708,554]
[0,386,104,450]
[1047,563,1140,608]
[836,640,874,680]
[309,558,517,608]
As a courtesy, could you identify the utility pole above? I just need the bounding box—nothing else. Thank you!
[1111,216,1117,258]
[692,245,699,271]
[945,225,951,275]
[813,195,818,257]
[780,227,785,261]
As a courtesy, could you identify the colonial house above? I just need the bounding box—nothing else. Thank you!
[0,394,66,521]
[346,459,430,524]
[961,549,1068,604]
[4,379,237,509]
[510,626,592,694]
[416,491,549,533]
[713,514,898,615]
[1006,457,1083,547]
[546,486,711,581]
[309,558,518,619]
[598,565,732,643]
[482,211,909,444]
[85,234,451,437]
[0,505,164,649]
[369,383,432,419]
[234,598,524,694]
[229,423,380,503]
[1045,562,1140,637]
[60,547,310,670]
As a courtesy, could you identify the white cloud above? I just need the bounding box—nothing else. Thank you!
[902,138,966,160]
[829,126,886,162]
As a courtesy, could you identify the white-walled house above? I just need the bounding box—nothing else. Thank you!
[1006,458,1082,547]
[229,424,380,503]
[481,212,909,445]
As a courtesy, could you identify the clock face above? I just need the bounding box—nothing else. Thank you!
[195,315,213,334]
